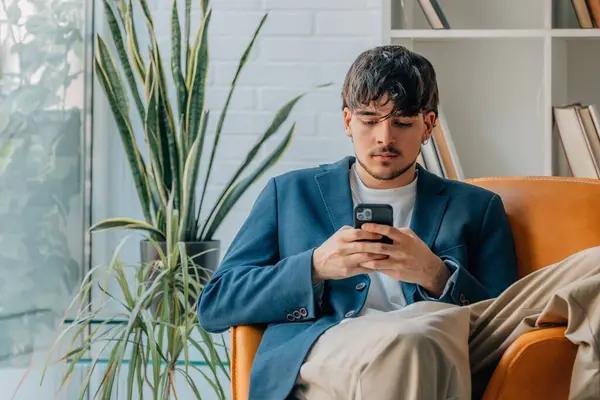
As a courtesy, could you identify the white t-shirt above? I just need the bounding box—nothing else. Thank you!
[349,163,419,317]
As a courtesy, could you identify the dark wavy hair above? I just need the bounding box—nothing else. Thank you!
[341,45,439,120]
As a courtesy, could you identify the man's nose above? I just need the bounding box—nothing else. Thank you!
[375,122,394,146]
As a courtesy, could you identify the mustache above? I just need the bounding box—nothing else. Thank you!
[370,146,401,156]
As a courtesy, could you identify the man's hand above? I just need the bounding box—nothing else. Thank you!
[312,225,389,283]
[357,223,452,298]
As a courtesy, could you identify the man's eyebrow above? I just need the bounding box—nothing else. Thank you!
[354,110,415,118]
[354,110,378,116]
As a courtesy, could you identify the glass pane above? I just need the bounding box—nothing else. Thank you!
[0,0,88,395]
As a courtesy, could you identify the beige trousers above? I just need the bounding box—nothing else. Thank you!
[291,246,600,400]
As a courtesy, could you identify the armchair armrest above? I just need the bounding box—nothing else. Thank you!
[230,325,265,400]
[482,326,578,400]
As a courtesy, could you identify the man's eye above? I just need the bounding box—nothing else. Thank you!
[394,121,413,128]
[361,120,378,126]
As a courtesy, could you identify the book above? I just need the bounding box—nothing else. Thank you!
[418,108,464,180]
[577,105,600,174]
[417,0,450,29]
[572,0,594,28]
[587,0,600,27]
[432,109,464,180]
[553,104,599,178]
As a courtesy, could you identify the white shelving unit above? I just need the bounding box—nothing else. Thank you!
[382,0,600,179]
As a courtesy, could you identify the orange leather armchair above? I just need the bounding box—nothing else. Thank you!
[229,176,600,400]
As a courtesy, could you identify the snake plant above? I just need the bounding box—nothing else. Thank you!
[90,0,328,242]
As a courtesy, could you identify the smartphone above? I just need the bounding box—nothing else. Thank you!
[353,203,394,244]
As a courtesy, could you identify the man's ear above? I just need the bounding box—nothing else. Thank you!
[422,111,436,142]
[343,107,352,138]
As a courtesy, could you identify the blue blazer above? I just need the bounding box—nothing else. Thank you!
[198,156,518,399]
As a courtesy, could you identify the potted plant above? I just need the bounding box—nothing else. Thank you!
[89,0,329,274]
[41,233,231,398]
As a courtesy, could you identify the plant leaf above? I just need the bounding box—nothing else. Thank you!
[196,13,266,225]
[175,368,203,399]
[103,0,144,122]
[179,111,208,241]
[171,0,188,120]
[144,60,168,210]
[126,329,140,399]
[184,0,192,73]
[140,310,161,395]
[89,217,165,240]
[136,0,154,31]
[197,328,227,397]
[204,124,295,239]
[151,44,180,210]
[137,0,180,209]
[94,41,153,224]
[200,91,304,239]
[184,8,211,153]
[200,0,209,16]
[126,0,146,80]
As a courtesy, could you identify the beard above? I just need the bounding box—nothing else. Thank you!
[355,144,418,181]
[356,155,416,181]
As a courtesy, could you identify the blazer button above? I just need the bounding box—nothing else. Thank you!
[459,294,469,305]
[355,282,366,291]
[299,308,308,317]
[286,313,295,321]
[293,310,301,319]
[345,310,356,318]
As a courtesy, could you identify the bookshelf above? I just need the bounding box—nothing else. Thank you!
[382,0,600,178]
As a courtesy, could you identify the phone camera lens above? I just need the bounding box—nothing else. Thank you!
[364,209,372,219]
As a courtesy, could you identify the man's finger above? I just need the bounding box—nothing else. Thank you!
[341,240,390,255]
[340,228,383,242]
[360,223,405,242]
[347,252,388,265]
[360,259,397,271]
[398,227,418,238]
[351,241,395,256]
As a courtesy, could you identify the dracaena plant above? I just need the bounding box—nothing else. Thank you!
[91,0,328,242]
[40,216,230,399]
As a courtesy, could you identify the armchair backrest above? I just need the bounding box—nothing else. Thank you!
[465,176,600,277]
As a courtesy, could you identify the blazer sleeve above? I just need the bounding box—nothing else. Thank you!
[416,193,518,305]
[197,178,321,334]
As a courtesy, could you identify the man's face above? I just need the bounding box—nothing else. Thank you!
[343,96,435,182]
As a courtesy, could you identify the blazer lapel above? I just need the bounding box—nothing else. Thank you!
[403,164,449,301]
[314,156,355,232]
[409,164,449,248]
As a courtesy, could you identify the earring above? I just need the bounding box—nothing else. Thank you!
[422,138,429,145]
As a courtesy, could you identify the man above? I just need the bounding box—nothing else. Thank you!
[198,45,600,399]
